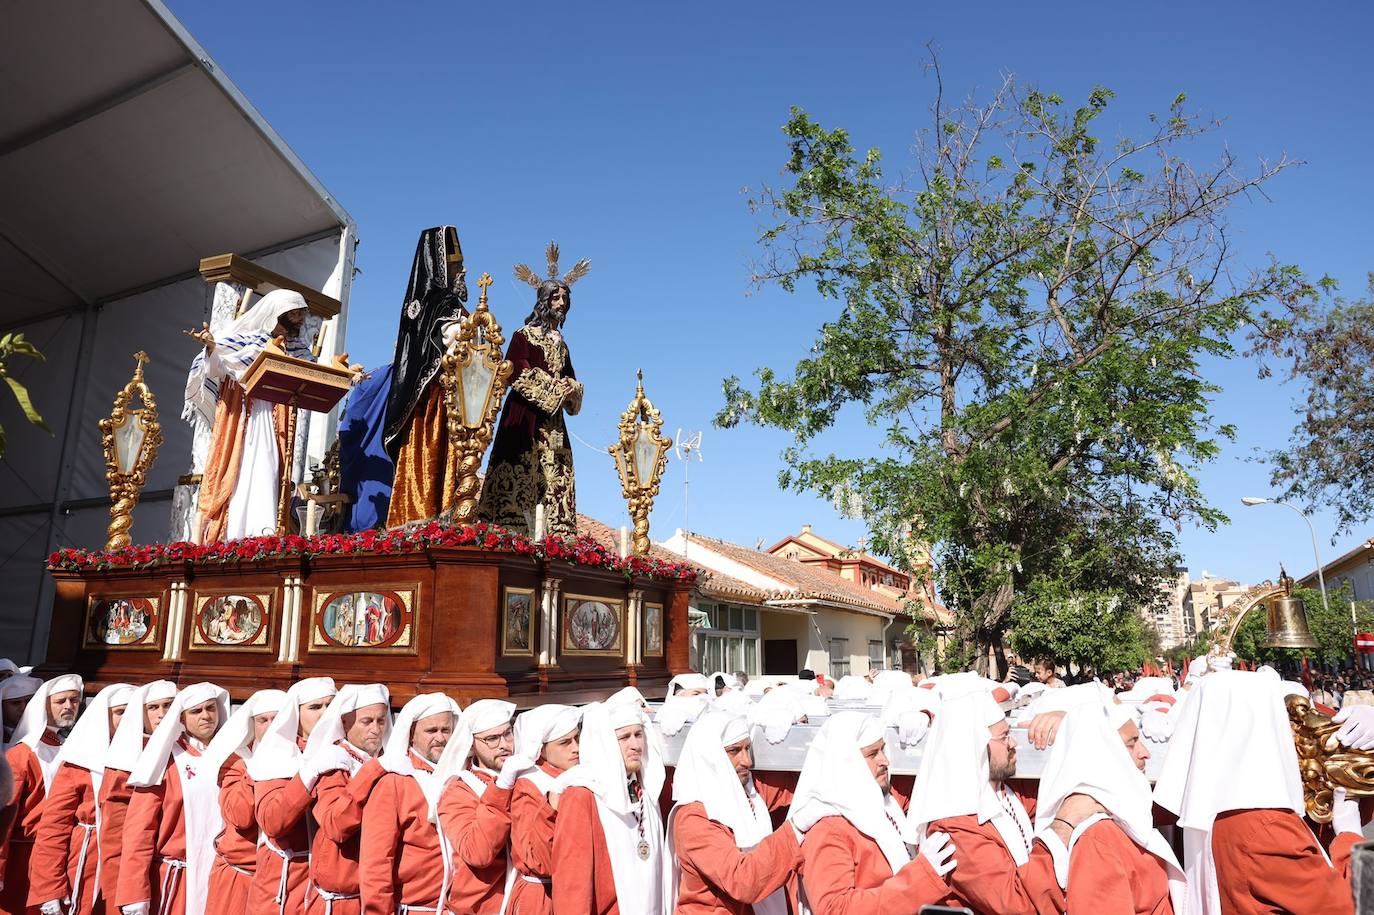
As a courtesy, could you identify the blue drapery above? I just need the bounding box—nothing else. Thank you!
[338,362,395,531]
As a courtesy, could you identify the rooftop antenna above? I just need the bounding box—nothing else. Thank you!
[675,429,703,560]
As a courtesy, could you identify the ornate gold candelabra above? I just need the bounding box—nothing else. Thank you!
[608,370,671,556]
[438,273,512,521]
[99,352,163,550]
[1287,693,1374,822]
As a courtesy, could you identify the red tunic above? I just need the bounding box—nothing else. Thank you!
[2,736,61,915]
[549,787,620,915]
[98,769,134,909]
[359,757,444,915]
[436,772,512,915]
[1210,808,1357,915]
[506,765,562,915]
[28,762,101,915]
[798,815,950,915]
[929,787,1063,915]
[1066,818,1173,914]
[307,753,385,915]
[249,776,313,915]
[206,757,257,915]
[115,754,193,915]
[671,801,802,915]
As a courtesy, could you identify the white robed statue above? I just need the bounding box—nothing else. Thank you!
[182,290,336,543]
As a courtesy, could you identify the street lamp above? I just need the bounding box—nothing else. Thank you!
[439,273,513,522]
[1240,496,1331,621]
[100,352,163,550]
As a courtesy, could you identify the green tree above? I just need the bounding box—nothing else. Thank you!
[1250,277,1374,535]
[717,63,1314,674]
[0,333,49,457]
[1007,579,1156,674]
[1232,582,1374,667]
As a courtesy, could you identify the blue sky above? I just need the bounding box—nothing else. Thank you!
[171,1,1373,588]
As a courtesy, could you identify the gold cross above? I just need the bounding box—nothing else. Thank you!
[476,272,492,310]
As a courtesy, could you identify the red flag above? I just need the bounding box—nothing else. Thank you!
[1300,655,1314,689]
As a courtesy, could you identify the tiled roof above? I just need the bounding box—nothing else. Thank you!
[574,515,769,604]
[767,531,909,578]
[676,531,915,618]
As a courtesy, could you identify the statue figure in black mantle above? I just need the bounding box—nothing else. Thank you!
[476,241,589,538]
[382,226,470,526]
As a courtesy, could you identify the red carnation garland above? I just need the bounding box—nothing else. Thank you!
[46,522,697,584]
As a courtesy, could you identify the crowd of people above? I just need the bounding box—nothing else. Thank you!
[2,655,1374,915]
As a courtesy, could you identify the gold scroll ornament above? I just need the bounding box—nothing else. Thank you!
[1287,693,1374,823]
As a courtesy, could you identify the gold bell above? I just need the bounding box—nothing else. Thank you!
[1264,566,1319,649]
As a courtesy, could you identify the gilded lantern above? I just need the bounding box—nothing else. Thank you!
[99,352,163,550]
[609,369,672,556]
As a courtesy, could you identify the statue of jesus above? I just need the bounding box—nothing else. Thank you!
[476,242,589,538]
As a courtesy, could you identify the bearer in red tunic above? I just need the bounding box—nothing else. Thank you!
[358,694,459,915]
[299,684,391,915]
[1154,669,1363,915]
[115,683,228,915]
[506,704,580,915]
[1,674,83,915]
[787,712,955,915]
[666,711,802,915]
[551,699,667,915]
[1035,703,1185,913]
[433,700,526,915]
[98,683,177,913]
[30,683,132,915]
[907,690,1065,915]
[198,690,288,915]
[247,679,337,915]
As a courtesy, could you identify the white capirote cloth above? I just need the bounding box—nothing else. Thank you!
[907,690,1032,865]
[1037,703,1185,909]
[788,711,918,876]
[1153,669,1307,915]
[247,677,337,781]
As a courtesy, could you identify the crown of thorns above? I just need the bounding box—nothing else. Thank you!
[514,241,591,289]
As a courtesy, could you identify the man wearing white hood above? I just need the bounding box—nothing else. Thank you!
[507,704,580,915]
[552,699,667,915]
[788,711,955,915]
[248,679,337,915]
[1153,669,1363,914]
[98,682,177,914]
[199,690,288,915]
[433,699,528,915]
[359,693,458,915]
[906,691,1068,915]
[666,710,802,915]
[117,682,229,915]
[667,674,711,698]
[30,682,131,915]
[1,673,83,915]
[302,684,391,915]
[1036,702,1185,913]
[0,675,41,745]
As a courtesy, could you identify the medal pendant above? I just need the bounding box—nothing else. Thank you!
[637,840,650,860]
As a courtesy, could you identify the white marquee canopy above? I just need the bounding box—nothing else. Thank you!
[0,0,356,659]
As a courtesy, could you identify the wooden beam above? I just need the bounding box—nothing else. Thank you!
[198,253,341,318]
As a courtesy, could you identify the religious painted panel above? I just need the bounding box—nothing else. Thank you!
[643,601,664,657]
[501,587,535,656]
[84,595,161,649]
[310,588,416,653]
[562,594,624,657]
[190,592,272,650]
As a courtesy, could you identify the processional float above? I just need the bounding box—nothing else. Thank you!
[53,241,694,708]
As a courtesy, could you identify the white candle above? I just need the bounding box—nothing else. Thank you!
[534,503,546,540]
[619,525,630,558]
